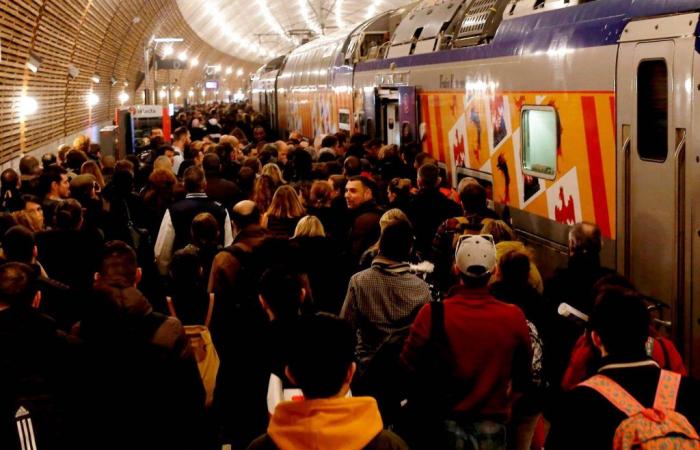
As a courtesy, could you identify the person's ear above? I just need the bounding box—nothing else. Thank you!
[32,245,38,260]
[591,330,604,352]
[285,366,298,386]
[345,362,357,385]
[134,267,142,286]
[94,272,101,282]
[31,290,42,309]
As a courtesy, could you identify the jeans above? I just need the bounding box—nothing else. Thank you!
[443,419,507,450]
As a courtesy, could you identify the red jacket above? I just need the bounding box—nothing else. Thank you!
[401,285,532,421]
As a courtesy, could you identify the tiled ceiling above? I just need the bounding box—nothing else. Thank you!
[177,0,412,64]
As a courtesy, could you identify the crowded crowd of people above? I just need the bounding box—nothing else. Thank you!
[1,101,698,450]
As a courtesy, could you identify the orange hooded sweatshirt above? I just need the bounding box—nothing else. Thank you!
[267,396,384,450]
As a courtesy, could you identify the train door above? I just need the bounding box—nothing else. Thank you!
[616,14,696,371]
[378,88,400,145]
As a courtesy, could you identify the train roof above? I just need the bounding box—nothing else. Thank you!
[356,0,700,72]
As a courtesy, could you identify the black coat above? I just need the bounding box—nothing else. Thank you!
[408,188,462,258]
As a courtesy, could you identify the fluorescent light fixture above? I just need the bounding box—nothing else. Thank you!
[91,74,100,83]
[178,51,187,62]
[153,37,183,43]
[18,95,38,117]
[27,52,42,73]
[118,91,129,104]
[123,81,129,87]
[214,65,222,73]
[67,64,80,80]
[226,66,233,75]
[233,89,245,102]
[163,45,174,57]
[87,93,99,107]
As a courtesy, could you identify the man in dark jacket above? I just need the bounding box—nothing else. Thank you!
[78,241,207,450]
[154,166,232,274]
[345,176,383,266]
[203,153,244,211]
[546,288,700,450]
[248,313,408,450]
[408,164,462,259]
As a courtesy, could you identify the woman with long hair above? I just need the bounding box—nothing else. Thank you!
[81,160,106,190]
[261,185,306,238]
[251,174,276,215]
[261,163,285,187]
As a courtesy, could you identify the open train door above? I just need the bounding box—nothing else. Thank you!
[616,13,698,374]
[378,87,400,145]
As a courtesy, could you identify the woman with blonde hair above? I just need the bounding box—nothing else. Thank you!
[481,219,543,293]
[292,215,325,239]
[261,185,306,238]
[251,175,276,215]
[81,160,106,190]
[358,208,411,269]
[261,162,285,187]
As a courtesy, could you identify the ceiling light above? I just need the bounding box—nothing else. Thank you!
[226,66,233,75]
[87,93,99,107]
[153,37,183,44]
[190,57,199,67]
[132,16,141,25]
[335,0,345,28]
[91,74,100,84]
[18,95,38,117]
[225,90,231,96]
[299,0,322,34]
[27,52,42,73]
[178,51,188,62]
[158,90,166,99]
[236,68,244,77]
[214,65,222,73]
[163,45,174,57]
[174,90,181,99]
[188,90,194,97]
[118,91,129,104]
[123,81,129,87]
[201,90,206,96]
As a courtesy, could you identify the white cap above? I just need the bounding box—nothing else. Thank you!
[454,234,497,278]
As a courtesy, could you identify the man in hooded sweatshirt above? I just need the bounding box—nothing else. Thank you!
[248,313,408,450]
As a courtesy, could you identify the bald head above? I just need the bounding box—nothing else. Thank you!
[231,200,260,229]
[569,222,602,257]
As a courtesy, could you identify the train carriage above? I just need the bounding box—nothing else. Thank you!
[258,0,700,375]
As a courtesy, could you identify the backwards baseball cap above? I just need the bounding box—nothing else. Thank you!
[455,234,497,278]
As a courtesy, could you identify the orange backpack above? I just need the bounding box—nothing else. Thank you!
[580,370,700,449]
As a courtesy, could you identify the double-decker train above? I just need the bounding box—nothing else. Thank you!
[252,0,700,375]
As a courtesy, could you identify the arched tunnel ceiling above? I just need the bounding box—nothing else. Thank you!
[177,0,412,63]
[0,0,259,163]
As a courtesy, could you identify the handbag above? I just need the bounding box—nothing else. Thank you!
[167,293,220,408]
[122,198,150,252]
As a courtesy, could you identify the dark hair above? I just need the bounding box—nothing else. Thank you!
[1,169,19,192]
[418,163,440,188]
[0,262,37,308]
[19,156,41,177]
[21,194,42,208]
[287,313,354,399]
[459,182,487,213]
[590,287,650,357]
[329,174,347,192]
[191,212,219,247]
[343,156,362,177]
[378,219,414,261]
[65,150,88,172]
[498,249,531,286]
[202,153,221,173]
[321,135,338,149]
[243,157,262,174]
[99,240,138,287]
[414,152,436,168]
[2,225,35,263]
[173,126,189,142]
[259,267,302,322]
[183,166,206,193]
[40,165,67,197]
[348,175,376,195]
[169,247,201,287]
[54,199,82,230]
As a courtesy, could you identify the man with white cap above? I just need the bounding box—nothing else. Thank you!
[401,234,532,450]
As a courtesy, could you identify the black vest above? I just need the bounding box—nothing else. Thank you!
[169,195,227,251]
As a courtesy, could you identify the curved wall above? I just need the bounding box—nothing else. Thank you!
[0,0,257,164]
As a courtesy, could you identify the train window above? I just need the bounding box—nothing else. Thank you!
[637,60,668,162]
[521,106,557,180]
